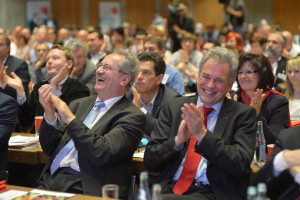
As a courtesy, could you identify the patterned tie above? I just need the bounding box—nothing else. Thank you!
[50,101,105,175]
[173,107,214,194]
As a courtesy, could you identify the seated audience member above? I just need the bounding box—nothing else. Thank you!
[110,27,126,51]
[36,50,145,198]
[130,29,147,57]
[249,33,265,55]
[284,56,300,123]
[3,45,90,128]
[169,33,203,92]
[28,42,49,84]
[127,52,181,138]
[15,33,29,60]
[144,35,185,95]
[225,32,244,55]
[0,92,18,181]
[265,32,287,91]
[282,30,300,59]
[0,34,30,99]
[202,40,221,55]
[66,38,97,95]
[231,53,290,144]
[87,31,108,65]
[253,126,300,199]
[144,47,257,200]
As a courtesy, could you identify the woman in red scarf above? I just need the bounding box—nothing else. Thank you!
[232,53,290,144]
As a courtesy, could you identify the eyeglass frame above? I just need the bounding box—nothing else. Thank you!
[96,63,125,74]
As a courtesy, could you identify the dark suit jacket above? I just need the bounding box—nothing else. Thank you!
[0,92,18,180]
[144,96,257,200]
[38,95,146,197]
[274,57,287,90]
[19,77,90,127]
[0,55,30,99]
[127,84,181,135]
[253,126,300,199]
[235,90,289,144]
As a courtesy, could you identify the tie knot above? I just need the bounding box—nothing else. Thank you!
[203,107,214,116]
[94,101,105,109]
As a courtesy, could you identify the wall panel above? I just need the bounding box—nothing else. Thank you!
[126,0,154,29]
[51,0,82,28]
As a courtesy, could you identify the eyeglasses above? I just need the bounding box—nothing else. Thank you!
[96,63,124,74]
[237,70,257,76]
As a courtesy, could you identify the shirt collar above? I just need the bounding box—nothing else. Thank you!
[95,95,123,110]
[196,96,223,114]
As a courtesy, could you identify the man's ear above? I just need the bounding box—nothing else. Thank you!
[120,74,131,86]
[156,74,164,84]
[67,60,73,70]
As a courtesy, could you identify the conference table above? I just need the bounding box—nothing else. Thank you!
[8,133,260,175]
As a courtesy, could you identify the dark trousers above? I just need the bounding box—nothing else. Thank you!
[37,170,82,194]
[161,182,216,200]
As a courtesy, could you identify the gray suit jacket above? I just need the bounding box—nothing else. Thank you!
[77,60,97,95]
[144,96,257,200]
[39,95,146,197]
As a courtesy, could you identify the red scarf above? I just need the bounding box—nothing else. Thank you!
[241,89,291,128]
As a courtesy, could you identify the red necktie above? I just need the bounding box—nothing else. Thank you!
[173,107,214,194]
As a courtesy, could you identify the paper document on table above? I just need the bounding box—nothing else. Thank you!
[133,149,145,158]
[9,135,39,148]
[30,189,74,197]
[0,190,28,200]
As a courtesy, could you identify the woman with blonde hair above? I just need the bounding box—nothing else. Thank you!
[285,56,300,123]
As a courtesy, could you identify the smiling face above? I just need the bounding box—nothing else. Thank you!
[237,61,259,93]
[46,48,73,79]
[94,54,130,101]
[197,59,232,107]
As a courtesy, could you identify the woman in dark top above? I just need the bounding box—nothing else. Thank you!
[232,53,290,144]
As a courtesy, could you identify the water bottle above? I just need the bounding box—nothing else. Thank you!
[138,171,152,200]
[247,186,257,200]
[256,182,267,200]
[255,121,266,166]
[152,184,162,200]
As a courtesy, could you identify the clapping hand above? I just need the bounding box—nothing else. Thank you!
[250,89,265,116]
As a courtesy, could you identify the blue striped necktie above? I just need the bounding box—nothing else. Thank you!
[50,101,105,175]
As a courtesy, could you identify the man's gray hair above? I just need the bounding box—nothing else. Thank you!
[114,49,140,90]
[199,46,238,84]
[270,32,287,47]
[66,38,87,57]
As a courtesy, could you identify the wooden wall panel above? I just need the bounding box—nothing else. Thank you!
[51,0,81,28]
[126,0,154,29]
[273,0,299,34]
[193,0,223,30]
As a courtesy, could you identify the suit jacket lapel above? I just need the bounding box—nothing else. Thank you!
[152,85,164,117]
[213,98,232,138]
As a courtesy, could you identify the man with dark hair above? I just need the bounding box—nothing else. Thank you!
[202,40,221,54]
[87,30,108,65]
[131,29,147,56]
[37,49,145,198]
[144,47,257,200]
[127,51,181,137]
[144,35,185,95]
[0,34,30,99]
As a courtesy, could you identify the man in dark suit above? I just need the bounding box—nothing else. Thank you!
[127,52,181,137]
[253,126,300,199]
[0,92,18,181]
[66,38,97,95]
[87,31,108,65]
[144,47,257,200]
[37,49,146,198]
[4,44,90,128]
[265,32,288,90]
[0,34,30,99]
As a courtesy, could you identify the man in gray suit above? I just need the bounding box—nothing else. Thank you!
[37,49,145,198]
[66,38,97,95]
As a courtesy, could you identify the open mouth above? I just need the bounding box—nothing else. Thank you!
[97,75,105,82]
[203,89,214,95]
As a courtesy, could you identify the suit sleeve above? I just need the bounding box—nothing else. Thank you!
[196,105,257,178]
[258,95,289,144]
[66,105,145,167]
[144,100,183,172]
